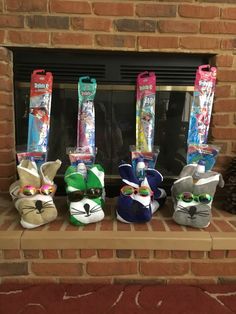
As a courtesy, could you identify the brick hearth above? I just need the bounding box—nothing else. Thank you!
[1,195,236,285]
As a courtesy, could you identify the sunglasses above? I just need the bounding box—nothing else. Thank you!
[19,184,55,196]
[177,192,212,204]
[67,188,103,202]
[121,185,152,197]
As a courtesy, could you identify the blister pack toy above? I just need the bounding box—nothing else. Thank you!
[187,65,217,145]
[187,144,220,171]
[17,151,47,167]
[136,71,156,152]
[130,145,160,176]
[67,147,97,168]
[27,70,53,154]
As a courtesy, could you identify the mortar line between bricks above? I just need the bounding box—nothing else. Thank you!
[19,229,25,250]
[209,232,214,252]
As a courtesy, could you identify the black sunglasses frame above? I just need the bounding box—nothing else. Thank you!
[68,188,103,202]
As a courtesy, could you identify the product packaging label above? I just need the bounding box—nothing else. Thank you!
[188,65,217,145]
[136,71,156,152]
[77,76,96,153]
[27,69,53,153]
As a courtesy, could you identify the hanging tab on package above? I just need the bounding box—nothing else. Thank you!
[136,71,156,152]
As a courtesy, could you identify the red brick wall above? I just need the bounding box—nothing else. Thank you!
[0,0,236,191]
[0,47,15,191]
[2,248,236,284]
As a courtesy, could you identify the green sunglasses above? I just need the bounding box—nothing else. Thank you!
[121,185,152,197]
[177,192,212,204]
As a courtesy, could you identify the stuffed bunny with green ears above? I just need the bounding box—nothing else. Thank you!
[64,164,105,226]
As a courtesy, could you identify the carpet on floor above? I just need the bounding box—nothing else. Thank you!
[0,283,236,314]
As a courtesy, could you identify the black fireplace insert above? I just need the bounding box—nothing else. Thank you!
[12,48,210,195]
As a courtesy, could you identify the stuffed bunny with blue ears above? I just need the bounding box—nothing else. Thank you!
[117,162,166,223]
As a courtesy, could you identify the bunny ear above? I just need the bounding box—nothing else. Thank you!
[145,168,165,199]
[64,166,86,192]
[193,173,223,196]
[87,164,105,189]
[179,164,197,178]
[171,176,193,198]
[218,173,225,188]
[118,163,139,188]
[40,159,61,185]
[17,159,41,188]
[146,168,163,184]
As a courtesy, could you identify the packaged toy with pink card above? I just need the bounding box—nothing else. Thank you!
[188,65,217,145]
[136,71,156,152]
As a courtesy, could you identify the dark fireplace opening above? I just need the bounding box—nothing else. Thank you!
[12,48,209,195]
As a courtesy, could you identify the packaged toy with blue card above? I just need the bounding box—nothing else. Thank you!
[64,76,105,226]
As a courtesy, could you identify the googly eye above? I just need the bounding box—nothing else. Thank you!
[21,185,37,196]
[121,186,134,196]
[180,192,194,202]
[86,188,103,198]
[198,194,212,204]
[138,186,151,196]
[40,184,54,195]
[68,190,84,202]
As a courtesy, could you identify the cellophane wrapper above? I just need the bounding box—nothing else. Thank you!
[136,71,156,152]
[188,65,217,145]
[27,69,53,153]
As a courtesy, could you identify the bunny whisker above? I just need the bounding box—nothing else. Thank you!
[90,205,102,213]
[42,200,53,206]
[196,213,210,217]
[178,210,189,215]
[22,208,38,216]
[70,208,86,215]
[21,205,36,209]
[176,206,189,213]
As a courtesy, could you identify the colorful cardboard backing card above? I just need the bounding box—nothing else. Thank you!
[77,76,96,154]
[27,69,53,153]
[188,65,217,145]
[136,71,156,152]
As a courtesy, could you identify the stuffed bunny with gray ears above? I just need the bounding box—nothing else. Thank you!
[171,164,224,228]
[9,159,61,229]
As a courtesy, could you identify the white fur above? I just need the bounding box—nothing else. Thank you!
[69,198,104,225]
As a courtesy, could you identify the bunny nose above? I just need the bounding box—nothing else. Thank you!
[84,203,90,216]
[189,206,197,218]
[35,200,43,213]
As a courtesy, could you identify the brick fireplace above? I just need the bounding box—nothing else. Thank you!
[0,0,236,192]
[0,0,236,284]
